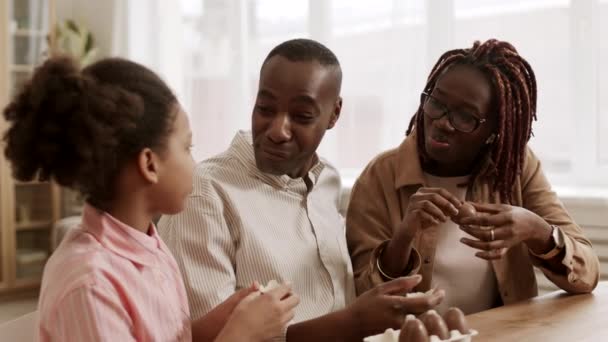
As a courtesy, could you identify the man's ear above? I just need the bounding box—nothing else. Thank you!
[328,97,342,130]
[137,148,160,184]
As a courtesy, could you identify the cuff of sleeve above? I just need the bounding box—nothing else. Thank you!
[273,326,288,342]
[530,233,576,280]
[369,240,422,286]
[529,226,563,260]
[560,234,576,280]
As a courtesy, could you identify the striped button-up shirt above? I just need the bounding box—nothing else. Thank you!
[38,204,191,342]
[158,130,356,324]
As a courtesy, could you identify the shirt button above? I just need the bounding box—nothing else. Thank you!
[424,257,431,264]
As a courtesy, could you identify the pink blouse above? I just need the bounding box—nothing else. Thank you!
[38,204,191,341]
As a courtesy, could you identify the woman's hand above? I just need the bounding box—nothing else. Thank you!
[458,203,553,260]
[382,188,461,276]
[400,187,461,237]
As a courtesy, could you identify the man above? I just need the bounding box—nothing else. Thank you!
[159,39,443,341]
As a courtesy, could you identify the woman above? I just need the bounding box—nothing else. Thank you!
[346,39,599,315]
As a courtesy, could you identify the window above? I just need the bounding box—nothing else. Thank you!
[253,0,308,39]
[324,0,428,169]
[599,1,608,164]
[330,0,424,35]
[454,0,569,18]
[454,0,574,173]
[131,0,607,189]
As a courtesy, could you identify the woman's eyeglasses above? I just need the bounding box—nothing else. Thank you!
[420,92,486,133]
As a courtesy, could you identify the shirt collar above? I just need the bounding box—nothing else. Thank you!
[395,130,427,189]
[81,203,160,267]
[229,130,326,192]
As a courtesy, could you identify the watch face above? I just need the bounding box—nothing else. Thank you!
[553,226,565,248]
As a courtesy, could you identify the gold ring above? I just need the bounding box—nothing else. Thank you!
[490,229,495,241]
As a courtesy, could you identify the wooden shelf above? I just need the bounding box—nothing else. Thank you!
[16,249,48,282]
[16,220,52,231]
[10,64,34,72]
[14,180,50,187]
[0,287,39,301]
[13,29,46,37]
[13,277,42,290]
[1,0,57,296]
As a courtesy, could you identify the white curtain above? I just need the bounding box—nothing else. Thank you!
[124,0,607,188]
[121,0,185,102]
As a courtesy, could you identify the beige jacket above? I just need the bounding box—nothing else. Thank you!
[346,133,600,305]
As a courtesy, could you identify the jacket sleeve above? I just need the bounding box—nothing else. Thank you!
[345,161,421,295]
[521,148,600,293]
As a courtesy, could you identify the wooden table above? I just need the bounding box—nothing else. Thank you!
[466,281,608,341]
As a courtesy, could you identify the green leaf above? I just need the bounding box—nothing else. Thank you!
[84,33,94,52]
[66,19,79,33]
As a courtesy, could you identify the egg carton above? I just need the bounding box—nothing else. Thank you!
[364,328,478,342]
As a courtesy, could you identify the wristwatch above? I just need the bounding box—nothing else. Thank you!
[531,225,565,260]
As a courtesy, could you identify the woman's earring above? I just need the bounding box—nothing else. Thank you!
[485,134,497,144]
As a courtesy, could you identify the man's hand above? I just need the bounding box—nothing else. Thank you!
[346,275,445,338]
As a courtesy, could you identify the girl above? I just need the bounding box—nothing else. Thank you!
[2,56,298,341]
